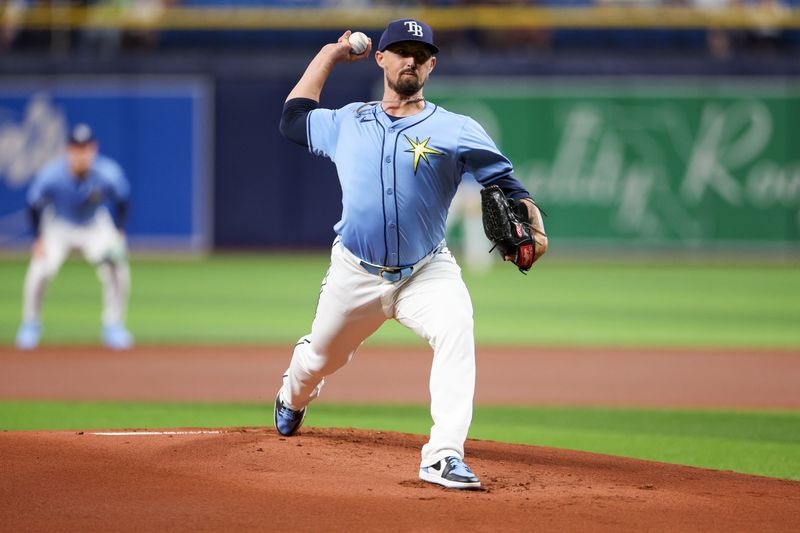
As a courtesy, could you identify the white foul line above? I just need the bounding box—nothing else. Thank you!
[89,430,223,436]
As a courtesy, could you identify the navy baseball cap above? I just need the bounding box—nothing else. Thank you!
[378,19,439,54]
[68,123,95,145]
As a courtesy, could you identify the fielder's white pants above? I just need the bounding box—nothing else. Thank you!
[282,238,476,468]
[21,209,130,326]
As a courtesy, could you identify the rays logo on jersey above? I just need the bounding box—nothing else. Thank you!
[404,135,443,174]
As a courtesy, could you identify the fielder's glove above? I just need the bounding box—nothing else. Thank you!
[480,185,547,273]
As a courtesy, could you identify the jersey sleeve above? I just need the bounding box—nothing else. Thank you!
[306,107,341,160]
[26,166,53,209]
[457,117,529,200]
[100,157,130,200]
[306,103,363,161]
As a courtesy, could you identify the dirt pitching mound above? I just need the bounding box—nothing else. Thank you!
[2,427,798,532]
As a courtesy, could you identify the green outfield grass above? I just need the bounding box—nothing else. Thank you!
[2,255,798,482]
[1,254,799,347]
[1,400,798,481]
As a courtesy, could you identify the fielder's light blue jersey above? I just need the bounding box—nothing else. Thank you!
[307,101,528,267]
[27,155,129,226]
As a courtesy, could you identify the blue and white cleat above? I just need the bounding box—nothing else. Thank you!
[419,456,481,489]
[274,390,306,436]
[102,324,133,350]
[15,321,41,350]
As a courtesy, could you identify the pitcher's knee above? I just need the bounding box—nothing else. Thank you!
[443,308,474,333]
[431,315,473,345]
[294,342,350,376]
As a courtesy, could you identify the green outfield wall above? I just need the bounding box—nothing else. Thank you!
[427,78,800,249]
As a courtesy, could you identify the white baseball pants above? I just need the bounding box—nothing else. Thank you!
[21,208,130,326]
[281,239,476,468]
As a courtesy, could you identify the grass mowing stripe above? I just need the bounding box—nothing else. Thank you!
[1,256,799,347]
[1,401,798,481]
[0,401,264,431]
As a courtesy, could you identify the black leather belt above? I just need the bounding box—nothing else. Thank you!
[358,261,414,282]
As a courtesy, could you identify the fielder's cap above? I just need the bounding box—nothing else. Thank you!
[68,123,96,145]
[378,18,439,54]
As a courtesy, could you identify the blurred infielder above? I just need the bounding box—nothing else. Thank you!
[275,19,547,489]
[15,123,133,350]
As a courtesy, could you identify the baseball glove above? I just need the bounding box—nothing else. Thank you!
[481,185,541,273]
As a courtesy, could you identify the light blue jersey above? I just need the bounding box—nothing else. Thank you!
[307,101,528,267]
[27,155,129,226]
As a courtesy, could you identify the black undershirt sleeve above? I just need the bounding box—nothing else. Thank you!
[114,200,129,230]
[489,174,530,201]
[28,207,42,238]
[279,97,319,147]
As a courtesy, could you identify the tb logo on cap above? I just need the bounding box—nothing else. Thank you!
[404,21,424,37]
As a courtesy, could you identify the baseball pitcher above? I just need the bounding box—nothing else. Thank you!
[274,19,547,489]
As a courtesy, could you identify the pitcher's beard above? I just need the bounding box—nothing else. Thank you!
[389,74,424,97]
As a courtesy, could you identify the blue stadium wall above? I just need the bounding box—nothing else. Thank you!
[1,50,798,250]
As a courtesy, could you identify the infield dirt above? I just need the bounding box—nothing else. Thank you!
[1,345,799,531]
[2,345,799,407]
[2,427,799,531]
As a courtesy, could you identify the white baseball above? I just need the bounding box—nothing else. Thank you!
[349,31,369,55]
